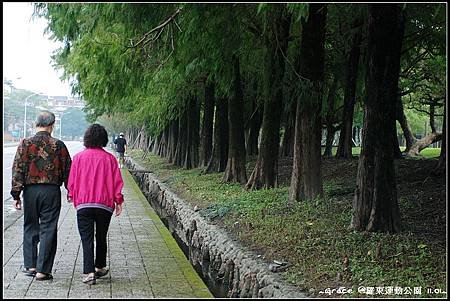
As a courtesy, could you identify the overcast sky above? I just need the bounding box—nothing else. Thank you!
[3,2,73,96]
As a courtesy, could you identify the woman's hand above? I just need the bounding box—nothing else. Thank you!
[115,203,122,216]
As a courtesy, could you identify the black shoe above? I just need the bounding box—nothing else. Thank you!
[35,273,53,281]
[95,268,109,278]
[22,269,37,277]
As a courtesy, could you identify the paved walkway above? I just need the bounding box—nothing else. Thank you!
[2,170,213,299]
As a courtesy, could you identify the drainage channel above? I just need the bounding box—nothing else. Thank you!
[131,171,227,298]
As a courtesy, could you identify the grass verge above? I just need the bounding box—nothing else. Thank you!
[128,149,447,298]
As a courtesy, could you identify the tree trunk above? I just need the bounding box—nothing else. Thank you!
[163,127,169,157]
[200,82,215,167]
[168,118,179,163]
[205,97,229,173]
[391,15,407,160]
[142,130,149,151]
[351,4,403,233]
[407,132,443,156]
[323,75,339,158]
[144,130,149,151]
[390,11,405,159]
[223,56,248,184]
[429,104,436,133]
[246,6,291,190]
[147,136,155,154]
[246,97,262,157]
[142,133,152,160]
[152,132,161,154]
[336,26,362,159]
[280,99,296,157]
[436,108,445,172]
[280,124,294,157]
[323,127,338,158]
[391,124,403,159]
[131,125,144,150]
[289,4,327,202]
[157,127,169,157]
[406,102,443,156]
[174,108,188,167]
[396,95,417,152]
[184,96,200,169]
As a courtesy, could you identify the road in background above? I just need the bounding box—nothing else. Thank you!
[3,141,85,226]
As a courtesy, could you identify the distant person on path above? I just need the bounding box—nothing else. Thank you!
[113,132,127,168]
[11,110,72,281]
[68,124,124,285]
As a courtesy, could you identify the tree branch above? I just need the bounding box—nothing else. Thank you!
[400,49,431,78]
[125,7,182,52]
[407,105,431,116]
[174,19,182,32]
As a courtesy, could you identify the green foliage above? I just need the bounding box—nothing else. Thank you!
[35,3,264,135]
[286,3,309,23]
[35,3,445,146]
[257,3,266,15]
[398,3,446,138]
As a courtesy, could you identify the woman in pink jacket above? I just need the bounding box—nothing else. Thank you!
[68,124,124,285]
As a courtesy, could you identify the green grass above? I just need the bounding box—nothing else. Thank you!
[414,147,441,158]
[322,147,441,158]
[129,149,447,298]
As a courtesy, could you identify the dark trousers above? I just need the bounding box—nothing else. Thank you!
[77,208,112,274]
[23,184,61,274]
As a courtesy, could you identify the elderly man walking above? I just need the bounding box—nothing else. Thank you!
[11,110,72,281]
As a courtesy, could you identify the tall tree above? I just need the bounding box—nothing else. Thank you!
[205,97,229,173]
[246,4,291,189]
[223,56,248,184]
[336,24,362,159]
[289,4,327,202]
[167,118,179,163]
[323,75,339,158]
[351,4,404,233]
[199,82,215,167]
[174,106,188,167]
[184,95,200,169]
[246,94,262,157]
[280,98,296,157]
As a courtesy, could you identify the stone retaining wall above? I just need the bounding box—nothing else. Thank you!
[125,157,308,298]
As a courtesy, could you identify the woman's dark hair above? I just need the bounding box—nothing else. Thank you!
[83,124,108,148]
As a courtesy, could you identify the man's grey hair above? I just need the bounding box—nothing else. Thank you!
[35,110,56,127]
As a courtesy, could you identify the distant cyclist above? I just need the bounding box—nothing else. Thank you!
[113,133,127,168]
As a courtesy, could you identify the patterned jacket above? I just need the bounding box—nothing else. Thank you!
[10,131,72,201]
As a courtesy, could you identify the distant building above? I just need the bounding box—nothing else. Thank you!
[37,94,85,110]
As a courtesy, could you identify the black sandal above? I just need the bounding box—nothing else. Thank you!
[22,268,37,277]
[35,273,53,281]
